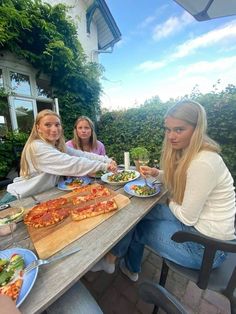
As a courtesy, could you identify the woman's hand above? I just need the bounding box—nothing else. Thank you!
[107,160,117,172]
[140,166,159,177]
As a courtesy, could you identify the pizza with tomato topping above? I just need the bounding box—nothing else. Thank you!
[24,185,116,228]
[71,199,118,221]
[0,254,24,303]
[71,186,111,205]
[24,198,70,228]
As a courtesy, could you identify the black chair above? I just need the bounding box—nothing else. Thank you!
[139,281,188,314]
[157,230,236,314]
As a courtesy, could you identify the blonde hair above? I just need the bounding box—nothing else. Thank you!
[20,109,66,177]
[160,100,220,204]
[72,116,98,151]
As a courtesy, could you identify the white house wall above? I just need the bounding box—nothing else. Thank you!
[44,0,99,61]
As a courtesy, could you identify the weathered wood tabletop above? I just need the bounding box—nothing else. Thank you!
[6,180,167,314]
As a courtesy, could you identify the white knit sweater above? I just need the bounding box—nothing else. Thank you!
[159,151,236,240]
[7,140,111,198]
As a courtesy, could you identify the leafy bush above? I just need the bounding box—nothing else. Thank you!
[98,87,236,182]
[0,131,28,178]
[130,147,149,160]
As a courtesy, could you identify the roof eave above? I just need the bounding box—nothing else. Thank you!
[86,0,121,50]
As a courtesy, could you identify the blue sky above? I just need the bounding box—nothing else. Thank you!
[100,0,236,110]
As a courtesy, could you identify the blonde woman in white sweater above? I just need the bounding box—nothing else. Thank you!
[92,100,235,281]
[7,109,116,199]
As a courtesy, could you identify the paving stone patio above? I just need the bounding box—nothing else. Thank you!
[82,247,231,314]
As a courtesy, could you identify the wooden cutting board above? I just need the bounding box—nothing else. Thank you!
[27,185,130,259]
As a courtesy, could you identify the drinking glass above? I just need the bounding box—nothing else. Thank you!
[153,159,160,169]
[0,207,23,249]
[138,153,149,185]
[138,152,149,167]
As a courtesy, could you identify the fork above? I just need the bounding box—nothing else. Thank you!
[24,247,81,274]
[31,195,40,205]
[143,177,148,186]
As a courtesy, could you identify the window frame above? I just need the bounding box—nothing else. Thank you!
[0,56,56,132]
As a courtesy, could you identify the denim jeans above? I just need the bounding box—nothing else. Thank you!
[46,281,103,314]
[111,204,227,273]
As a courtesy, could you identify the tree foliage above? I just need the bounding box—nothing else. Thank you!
[0,0,102,136]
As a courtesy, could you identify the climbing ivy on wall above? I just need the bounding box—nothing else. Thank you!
[0,0,102,136]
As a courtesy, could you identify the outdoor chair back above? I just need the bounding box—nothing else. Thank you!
[139,281,188,314]
[157,230,236,314]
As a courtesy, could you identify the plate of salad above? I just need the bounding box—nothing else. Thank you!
[124,179,161,197]
[57,176,91,191]
[0,248,38,307]
[101,170,140,185]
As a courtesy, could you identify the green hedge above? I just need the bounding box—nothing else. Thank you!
[97,89,236,181]
[0,131,28,178]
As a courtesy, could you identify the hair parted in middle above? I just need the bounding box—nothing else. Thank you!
[20,109,66,177]
[72,116,98,151]
[160,100,220,204]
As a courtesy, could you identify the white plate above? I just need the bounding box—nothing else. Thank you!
[57,176,91,191]
[101,170,140,185]
[124,179,161,198]
[0,247,38,307]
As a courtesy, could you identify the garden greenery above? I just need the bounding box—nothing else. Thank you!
[97,87,236,181]
[0,0,102,137]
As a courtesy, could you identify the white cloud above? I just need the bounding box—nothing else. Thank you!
[136,60,166,72]
[152,11,193,41]
[139,15,156,29]
[138,5,168,29]
[177,56,236,77]
[135,20,236,74]
[172,20,236,58]
[101,57,236,110]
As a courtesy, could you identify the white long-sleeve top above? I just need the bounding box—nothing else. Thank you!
[7,140,111,198]
[157,151,236,240]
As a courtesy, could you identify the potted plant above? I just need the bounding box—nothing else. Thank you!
[130,146,149,171]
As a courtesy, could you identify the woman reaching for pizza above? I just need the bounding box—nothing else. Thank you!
[5,109,116,200]
[91,100,236,281]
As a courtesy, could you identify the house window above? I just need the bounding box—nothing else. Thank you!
[10,72,32,96]
[0,56,56,133]
[9,97,36,133]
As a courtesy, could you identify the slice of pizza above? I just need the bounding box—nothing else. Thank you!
[0,278,23,302]
[24,205,70,228]
[71,195,88,205]
[44,197,68,209]
[72,185,91,193]
[28,197,68,214]
[91,186,111,197]
[71,186,111,205]
[71,199,118,221]
[0,254,24,303]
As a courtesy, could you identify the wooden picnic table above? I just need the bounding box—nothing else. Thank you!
[6,180,167,314]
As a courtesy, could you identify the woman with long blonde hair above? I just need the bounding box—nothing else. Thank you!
[92,100,235,280]
[66,116,106,155]
[7,109,116,199]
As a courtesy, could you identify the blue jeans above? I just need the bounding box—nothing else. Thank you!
[111,204,227,273]
[46,281,103,314]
